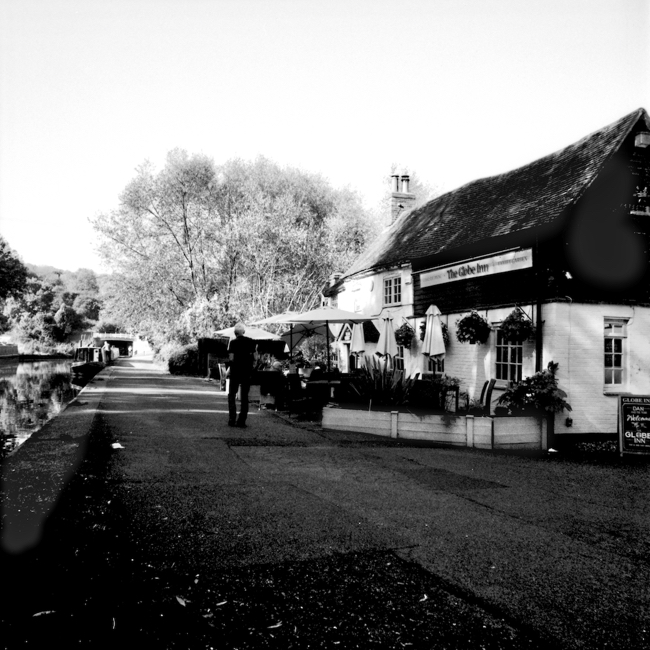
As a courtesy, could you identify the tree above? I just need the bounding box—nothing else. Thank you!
[3,277,58,344]
[65,268,100,295]
[0,237,28,301]
[72,294,102,321]
[53,303,84,341]
[93,152,379,346]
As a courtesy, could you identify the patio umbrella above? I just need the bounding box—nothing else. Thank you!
[375,314,399,358]
[284,307,369,372]
[212,325,284,341]
[279,322,329,352]
[250,312,302,358]
[350,323,366,355]
[250,312,298,325]
[422,304,446,359]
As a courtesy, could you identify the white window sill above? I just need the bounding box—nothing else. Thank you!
[603,389,631,396]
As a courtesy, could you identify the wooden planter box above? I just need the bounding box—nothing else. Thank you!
[493,415,547,450]
[322,407,548,451]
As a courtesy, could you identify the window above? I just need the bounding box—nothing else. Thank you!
[495,330,522,383]
[394,345,405,371]
[604,319,627,387]
[383,276,402,305]
[427,356,445,374]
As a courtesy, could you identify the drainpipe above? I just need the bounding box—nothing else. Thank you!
[535,233,553,450]
[535,233,543,373]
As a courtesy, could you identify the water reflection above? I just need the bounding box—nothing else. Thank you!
[0,359,86,455]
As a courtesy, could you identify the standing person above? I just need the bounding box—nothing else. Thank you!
[227,323,257,428]
[101,340,111,364]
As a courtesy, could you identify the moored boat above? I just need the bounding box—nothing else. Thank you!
[71,347,105,377]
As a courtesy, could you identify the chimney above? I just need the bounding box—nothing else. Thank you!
[329,272,342,287]
[390,172,416,224]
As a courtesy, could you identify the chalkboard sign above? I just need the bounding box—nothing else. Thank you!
[619,396,650,456]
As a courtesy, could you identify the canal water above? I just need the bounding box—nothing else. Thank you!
[0,358,88,456]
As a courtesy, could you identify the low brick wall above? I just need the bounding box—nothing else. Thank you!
[322,407,547,451]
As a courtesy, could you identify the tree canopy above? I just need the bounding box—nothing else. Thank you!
[0,237,28,301]
[92,151,379,345]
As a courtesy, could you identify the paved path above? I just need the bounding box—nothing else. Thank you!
[4,356,650,648]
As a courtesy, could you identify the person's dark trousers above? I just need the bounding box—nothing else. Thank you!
[228,375,250,426]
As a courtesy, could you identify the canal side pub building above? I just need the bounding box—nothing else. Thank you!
[325,108,650,438]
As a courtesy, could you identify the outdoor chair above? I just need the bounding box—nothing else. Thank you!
[218,363,227,391]
[286,372,312,414]
[479,378,497,415]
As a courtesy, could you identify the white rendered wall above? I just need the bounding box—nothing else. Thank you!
[335,271,650,434]
[543,302,650,436]
[336,267,419,376]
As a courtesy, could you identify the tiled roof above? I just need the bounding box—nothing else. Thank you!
[343,108,649,280]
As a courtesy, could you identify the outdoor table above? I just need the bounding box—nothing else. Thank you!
[306,380,341,400]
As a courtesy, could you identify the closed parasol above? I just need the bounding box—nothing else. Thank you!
[422,305,446,359]
[375,314,399,358]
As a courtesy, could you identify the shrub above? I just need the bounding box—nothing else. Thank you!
[349,356,420,406]
[409,374,461,411]
[167,343,200,376]
[497,361,571,414]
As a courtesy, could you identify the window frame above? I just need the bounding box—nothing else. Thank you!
[426,356,445,375]
[604,318,628,391]
[495,329,523,383]
[383,275,402,306]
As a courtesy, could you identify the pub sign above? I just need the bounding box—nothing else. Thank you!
[619,396,650,456]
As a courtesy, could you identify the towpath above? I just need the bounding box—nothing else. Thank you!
[2,356,650,649]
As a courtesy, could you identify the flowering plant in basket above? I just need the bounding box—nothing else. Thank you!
[456,311,491,345]
[394,323,415,348]
[500,308,536,343]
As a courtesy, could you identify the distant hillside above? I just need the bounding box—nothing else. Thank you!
[26,264,111,287]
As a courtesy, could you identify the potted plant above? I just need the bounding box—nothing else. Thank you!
[500,307,536,344]
[497,361,572,415]
[419,322,450,347]
[456,311,491,345]
[395,323,415,348]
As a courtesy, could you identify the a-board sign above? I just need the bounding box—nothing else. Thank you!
[619,396,650,456]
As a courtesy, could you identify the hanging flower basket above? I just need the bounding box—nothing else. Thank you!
[501,308,536,344]
[419,322,450,347]
[394,323,415,348]
[456,311,491,345]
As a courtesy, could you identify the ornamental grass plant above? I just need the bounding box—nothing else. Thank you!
[348,356,420,406]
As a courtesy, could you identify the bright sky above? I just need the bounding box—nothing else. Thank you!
[1,0,649,273]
